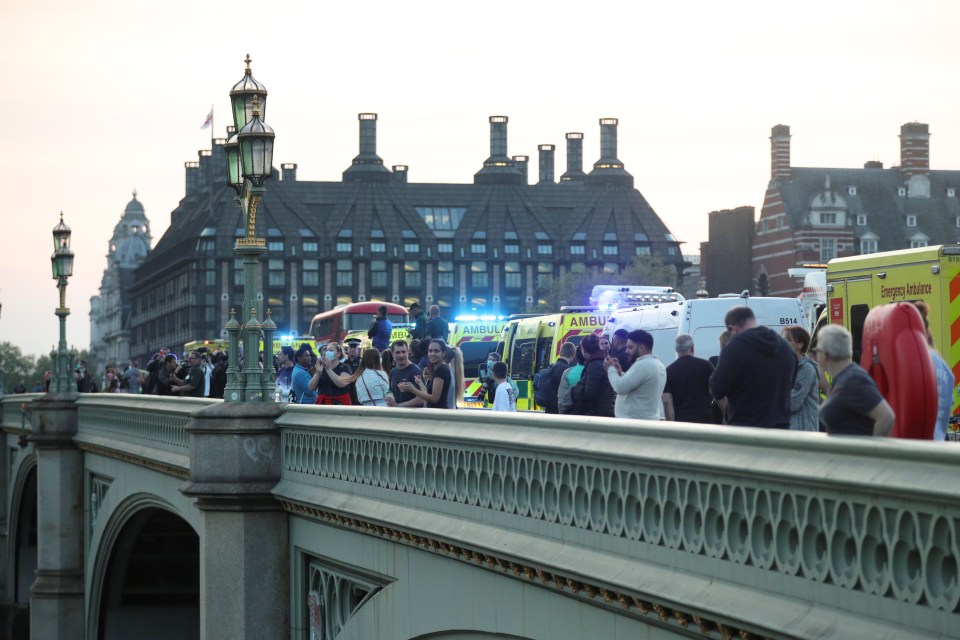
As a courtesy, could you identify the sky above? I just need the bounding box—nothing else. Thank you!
[2,0,960,358]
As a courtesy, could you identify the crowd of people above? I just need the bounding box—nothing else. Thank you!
[29,300,953,439]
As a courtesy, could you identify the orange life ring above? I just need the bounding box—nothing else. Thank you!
[861,302,936,439]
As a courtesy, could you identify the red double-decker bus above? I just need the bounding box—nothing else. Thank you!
[308,301,409,346]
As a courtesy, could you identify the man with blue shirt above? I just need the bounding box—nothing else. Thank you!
[369,305,393,352]
[291,343,318,404]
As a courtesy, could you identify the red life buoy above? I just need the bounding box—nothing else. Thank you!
[860,302,937,439]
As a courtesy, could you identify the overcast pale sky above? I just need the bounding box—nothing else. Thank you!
[2,0,959,359]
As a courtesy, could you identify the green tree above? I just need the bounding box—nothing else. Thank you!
[535,256,679,311]
[621,255,679,288]
[0,342,37,394]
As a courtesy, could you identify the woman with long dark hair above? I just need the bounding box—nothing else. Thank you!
[399,339,451,408]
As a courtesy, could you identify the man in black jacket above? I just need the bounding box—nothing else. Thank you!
[709,306,797,428]
[540,342,576,414]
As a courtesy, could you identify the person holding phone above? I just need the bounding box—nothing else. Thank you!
[291,344,319,404]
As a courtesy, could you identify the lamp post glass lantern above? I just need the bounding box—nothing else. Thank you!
[50,212,74,393]
[223,54,277,403]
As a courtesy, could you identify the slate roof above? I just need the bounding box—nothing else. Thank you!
[138,173,684,278]
[779,167,960,252]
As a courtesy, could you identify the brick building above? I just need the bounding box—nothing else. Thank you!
[751,123,960,296]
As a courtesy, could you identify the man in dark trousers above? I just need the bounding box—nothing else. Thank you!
[710,306,797,428]
[662,334,716,423]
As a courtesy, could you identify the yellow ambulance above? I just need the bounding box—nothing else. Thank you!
[499,307,613,410]
[826,244,960,425]
[449,318,505,404]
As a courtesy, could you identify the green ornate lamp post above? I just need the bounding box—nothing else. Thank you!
[222,54,277,402]
[50,213,75,393]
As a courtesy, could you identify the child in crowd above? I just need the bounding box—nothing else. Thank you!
[491,361,517,412]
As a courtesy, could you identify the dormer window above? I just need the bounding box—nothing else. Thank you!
[819,213,837,225]
[848,186,857,196]
[856,214,867,226]
[949,188,957,198]
[906,215,917,227]
[898,187,907,196]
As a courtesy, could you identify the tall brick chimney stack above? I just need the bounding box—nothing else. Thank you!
[900,122,930,178]
[770,124,791,182]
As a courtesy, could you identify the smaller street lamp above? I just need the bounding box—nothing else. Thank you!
[50,213,75,393]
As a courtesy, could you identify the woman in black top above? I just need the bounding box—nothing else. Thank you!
[314,342,354,405]
[400,339,451,408]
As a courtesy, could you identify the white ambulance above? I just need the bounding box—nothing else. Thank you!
[604,293,806,365]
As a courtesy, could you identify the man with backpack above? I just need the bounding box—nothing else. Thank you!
[534,342,576,414]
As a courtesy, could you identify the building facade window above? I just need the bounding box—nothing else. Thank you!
[302,241,318,253]
[438,261,454,288]
[370,260,387,289]
[336,260,353,287]
[504,261,521,288]
[570,244,585,256]
[504,243,520,255]
[536,262,553,289]
[856,214,867,226]
[471,243,486,255]
[233,259,244,287]
[848,186,857,196]
[268,259,285,287]
[404,242,420,254]
[336,241,352,253]
[906,215,917,227]
[415,206,466,231]
[537,243,553,256]
[860,239,877,254]
[603,244,618,256]
[471,262,489,288]
[818,213,837,225]
[636,245,651,256]
[820,239,836,261]
[268,240,284,253]
[949,188,957,198]
[438,242,453,254]
[404,261,422,288]
[302,259,319,287]
[370,242,386,253]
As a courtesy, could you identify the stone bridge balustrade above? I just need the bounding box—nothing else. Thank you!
[275,406,960,640]
[73,395,214,479]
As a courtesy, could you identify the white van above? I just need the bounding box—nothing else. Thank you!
[604,294,805,366]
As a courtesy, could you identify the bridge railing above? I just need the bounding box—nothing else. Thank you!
[74,395,216,478]
[274,406,960,639]
[0,394,42,436]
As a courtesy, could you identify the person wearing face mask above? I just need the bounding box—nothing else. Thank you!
[314,342,354,405]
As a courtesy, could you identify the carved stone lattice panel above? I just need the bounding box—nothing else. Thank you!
[306,557,385,639]
[89,473,112,542]
[282,431,960,615]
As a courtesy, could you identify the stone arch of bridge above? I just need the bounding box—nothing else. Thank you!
[86,495,199,640]
[6,456,36,604]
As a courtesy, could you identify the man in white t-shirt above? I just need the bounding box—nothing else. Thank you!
[604,329,666,420]
[491,361,517,412]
